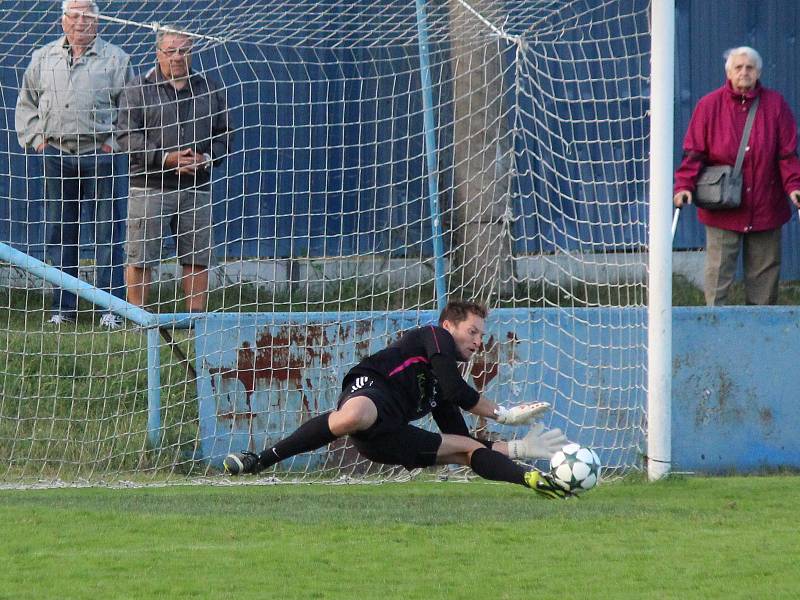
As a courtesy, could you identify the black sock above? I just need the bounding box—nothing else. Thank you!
[258,412,338,469]
[469,447,527,486]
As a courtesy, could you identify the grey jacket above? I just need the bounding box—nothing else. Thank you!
[15,35,132,154]
[117,66,231,191]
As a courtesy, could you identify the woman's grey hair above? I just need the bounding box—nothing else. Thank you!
[62,0,100,16]
[724,46,763,72]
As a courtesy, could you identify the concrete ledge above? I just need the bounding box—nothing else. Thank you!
[1,251,706,291]
[672,250,705,288]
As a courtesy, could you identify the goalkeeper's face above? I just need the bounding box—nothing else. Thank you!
[442,313,485,362]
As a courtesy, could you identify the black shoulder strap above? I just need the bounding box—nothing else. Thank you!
[733,96,760,176]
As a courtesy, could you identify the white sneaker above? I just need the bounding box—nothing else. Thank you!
[47,314,75,326]
[99,313,122,329]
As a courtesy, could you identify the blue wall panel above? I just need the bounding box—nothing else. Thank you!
[0,1,435,260]
[672,306,800,473]
[195,306,800,473]
[194,307,646,470]
[0,1,651,262]
[4,1,800,275]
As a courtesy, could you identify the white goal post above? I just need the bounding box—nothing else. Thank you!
[0,0,670,487]
[647,0,674,482]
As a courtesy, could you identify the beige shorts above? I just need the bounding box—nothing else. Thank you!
[126,187,212,267]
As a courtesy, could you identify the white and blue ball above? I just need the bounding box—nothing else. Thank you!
[549,443,601,493]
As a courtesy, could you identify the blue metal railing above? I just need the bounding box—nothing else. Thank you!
[415,0,448,312]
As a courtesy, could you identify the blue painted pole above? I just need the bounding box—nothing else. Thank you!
[0,241,155,327]
[146,327,162,448]
[415,0,448,312]
[156,313,198,329]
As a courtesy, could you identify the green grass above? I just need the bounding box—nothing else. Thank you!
[10,271,792,316]
[0,290,201,477]
[672,274,800,305]
[0,476,798,599]
[0,280,797,598]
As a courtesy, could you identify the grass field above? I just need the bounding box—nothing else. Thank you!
[1,475,799,600]
[2,277,799,599]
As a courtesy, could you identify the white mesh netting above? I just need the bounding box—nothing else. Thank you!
[0,0,650,486]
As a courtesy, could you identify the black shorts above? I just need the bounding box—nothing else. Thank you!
[337,379,442,470]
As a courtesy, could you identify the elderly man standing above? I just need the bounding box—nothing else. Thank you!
[117,29,230,312]
[15,0,132,327]
[674,46,800,306]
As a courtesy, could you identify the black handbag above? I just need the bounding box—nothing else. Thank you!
[694,96,759,210]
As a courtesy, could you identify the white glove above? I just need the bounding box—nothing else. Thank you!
[493,401,550,425]
[507,423,569,460]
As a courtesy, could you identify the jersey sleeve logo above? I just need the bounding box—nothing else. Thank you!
[350,376,373,393]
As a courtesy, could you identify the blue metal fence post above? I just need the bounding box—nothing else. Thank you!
[147,327,162,449]
[415,0,448,312]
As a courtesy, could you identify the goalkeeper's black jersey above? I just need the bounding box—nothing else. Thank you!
[343,325,480,423]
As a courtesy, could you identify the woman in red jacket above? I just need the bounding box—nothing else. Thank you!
[674,46,800,305]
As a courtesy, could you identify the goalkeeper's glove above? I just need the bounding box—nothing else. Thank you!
[523,470,573,500]
[493,401,550,425]
[507,422,569,460]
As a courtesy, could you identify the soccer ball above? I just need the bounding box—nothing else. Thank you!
[549,443,601,494]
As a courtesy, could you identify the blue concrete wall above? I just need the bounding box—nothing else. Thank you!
[194,308,647,471]
[672,307,800,473]
[195,307,800,474]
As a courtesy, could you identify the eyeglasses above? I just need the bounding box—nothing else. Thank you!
[64,10,98,21]
[158,46,193,57]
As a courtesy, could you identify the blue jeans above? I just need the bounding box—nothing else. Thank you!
[43,146,126,316]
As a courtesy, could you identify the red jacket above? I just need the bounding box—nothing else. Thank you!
[674,80,800,232]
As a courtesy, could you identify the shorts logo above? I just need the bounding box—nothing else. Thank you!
[350,376,372,393]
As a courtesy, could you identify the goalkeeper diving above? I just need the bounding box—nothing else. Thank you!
[224,300,571,498]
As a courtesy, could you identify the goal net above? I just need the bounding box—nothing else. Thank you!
[0,0,650,486]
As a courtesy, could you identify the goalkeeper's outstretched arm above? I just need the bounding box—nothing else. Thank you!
[464,397,568,460]
[468,395,551,425]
